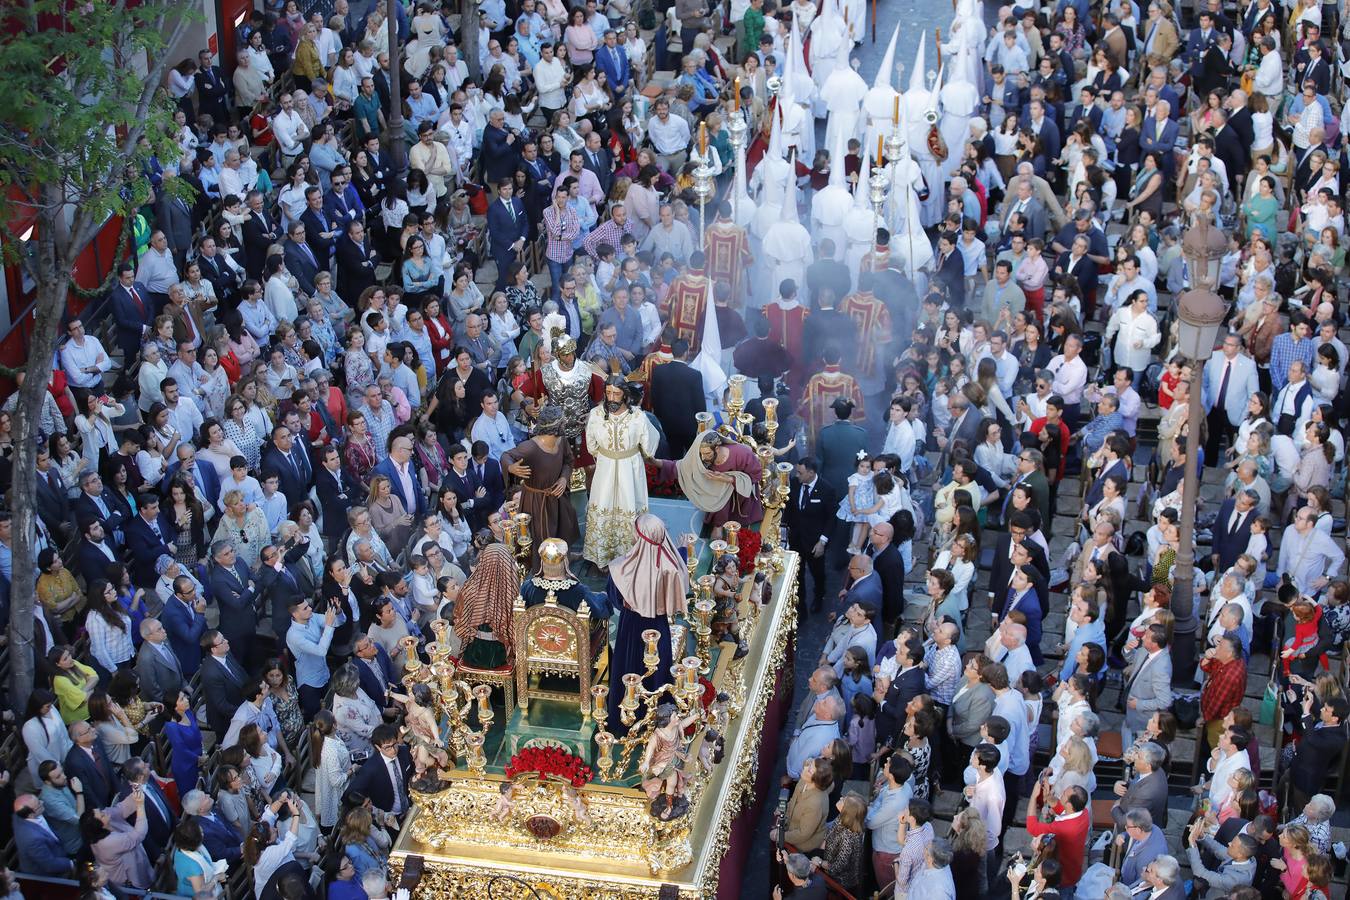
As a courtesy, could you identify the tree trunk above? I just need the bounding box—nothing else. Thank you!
[462,0,481,81]
[8,271,73,716]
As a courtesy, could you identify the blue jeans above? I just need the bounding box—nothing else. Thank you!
[546,257,566,299]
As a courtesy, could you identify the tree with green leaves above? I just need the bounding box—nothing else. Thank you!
[0,0,195,712]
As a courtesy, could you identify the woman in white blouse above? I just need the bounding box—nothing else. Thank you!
[1102,290,1161,374]
[932,533,977,614]
[21,689,72,785]
[309,711,353,829]
[76,393,125,472]
[487,292,521,364]
[136,343,169,412]
[331,47,360,108]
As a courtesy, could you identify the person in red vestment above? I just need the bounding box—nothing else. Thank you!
[798,347,865,442]
[626,331,675,410]
[704,201,753,303]
[764,279,810,390]
[659,252,712,351]
[838,273,893,379]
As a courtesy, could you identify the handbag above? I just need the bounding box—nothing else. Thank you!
[1259,680,1278,726]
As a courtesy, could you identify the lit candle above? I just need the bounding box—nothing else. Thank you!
[893,95,899,126]
[699,121,708,157]
[876,134,884,163]
[762,397,778,423]
[733,76,740,111]
[682,657,702,691]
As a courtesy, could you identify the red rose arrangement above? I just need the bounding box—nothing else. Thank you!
[735,529,762,575]
[504,746,594,788]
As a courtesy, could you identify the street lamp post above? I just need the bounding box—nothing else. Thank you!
[387,0,405,173]
[1169,215,1228,683]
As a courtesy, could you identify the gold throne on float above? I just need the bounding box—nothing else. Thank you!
[512,592,594,719]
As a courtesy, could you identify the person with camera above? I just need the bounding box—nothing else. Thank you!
[284,595,345,719]
[80,781,153,889]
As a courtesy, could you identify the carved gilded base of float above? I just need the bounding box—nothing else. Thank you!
[391,554,799,898]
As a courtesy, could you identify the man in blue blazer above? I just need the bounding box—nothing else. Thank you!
[63,722,121,809]
[315,444,356,548]
[160,575,210,676]
[1211,491,1258,573]
[443,444,489,531]
[164,445,222,512]
[12,795,75,876]
[183,789,243,863]
[282,223,321,297]
[594,30,630,95]
[124,494,176,587]
[117,758,176,862]
[261,424,313,509]
[1139,103,1180,180]
[1202,334,1261,466]
[109,261,155,366]
[206,540,260,671]
[371,434,425,521]
[75,517,123,584]
[354,633,397,710]
[299,186,340,267]
[468,441,506,515]
[486,178,529,290]
[1026,99,1062,161]
[838,554,884,617]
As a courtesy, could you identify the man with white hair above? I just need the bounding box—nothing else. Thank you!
[907,837,956,900]
[1118,808,1167,888]
[182,789,243,864]
[1285,794,1336,853]
[785,693,843,781]
[1112,741,1169,828]
[988,620,1033,685]
[1138,854,1185,900]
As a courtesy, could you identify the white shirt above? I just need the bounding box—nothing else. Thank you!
[534,57,567,108]
[1208,748,1250,807]
[61,335,114,389]
[647,114,692,154]
[1047,353,1088,403]
[272,109,311,156]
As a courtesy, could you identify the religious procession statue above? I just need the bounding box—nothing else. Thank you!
[500,404,579,563]
[538,328,604,470]
[583,378,660,568]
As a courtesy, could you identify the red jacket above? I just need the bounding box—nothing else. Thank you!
[1025,806,1091,886]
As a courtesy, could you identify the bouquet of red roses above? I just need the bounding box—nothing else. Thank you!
[504,746,594,788]
[736,528,762,575]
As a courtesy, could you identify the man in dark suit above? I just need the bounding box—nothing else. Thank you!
[467,441,505,516]
[1294,40,1331,96]
[315,445,355,550]
[1227,95,1255,150]
[875,636,926,746]
[74,518,122,585]
[195,234,240,305]
[164,446,222,512]
[34,448,72,541]
[932,231,966,307]
[1004,449,1052,534]
[135,617,184,705]
[443,447,488,531]
[194,50,231,121]
[1084,441,1129,510]
[481,111,521,185]
[814,397,864,491]
[259,543,311,651]
[371,434,425,520]
[64,721,121,808]
[282,223,321,297]
[804,245,851,308]
[1211,491,1257,573]
[155,174,194,271]
[184,790,243,864]
[354,633,397,711]
[864,523,906,631]
[487,178,530,291]
[12,794,75,876]
[988,511,1051,616]
[161,575,209,676]
[109,261,155,365]
[73,471,128,540]
[348,724,415,816]
[335,217,378,308]
[124,494,176,587]
[649,339,707,457]
[581,131,614,199]
[118,758,176,861]
[241,190,280,280]
[261,424,313,509]
[1283,696,1348,809]
[1209,111,1248,196]
[199,629,248,736]
[206,540,260,670]
[1065,85,1104,135]
[1193,32,1238,98]
[784,459,837,613]
[299,186,340,268]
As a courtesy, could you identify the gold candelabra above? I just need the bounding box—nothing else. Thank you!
[684,534,700,582]
[761,397,779,446]
[756,462,793,563]
[502,512,533,579]
[591,685,609,735]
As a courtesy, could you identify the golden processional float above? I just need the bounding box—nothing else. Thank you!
[390,374,801,899]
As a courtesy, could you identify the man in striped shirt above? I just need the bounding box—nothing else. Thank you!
[542,188,581,300]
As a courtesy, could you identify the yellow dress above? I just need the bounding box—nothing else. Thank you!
[54,661,98,724]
